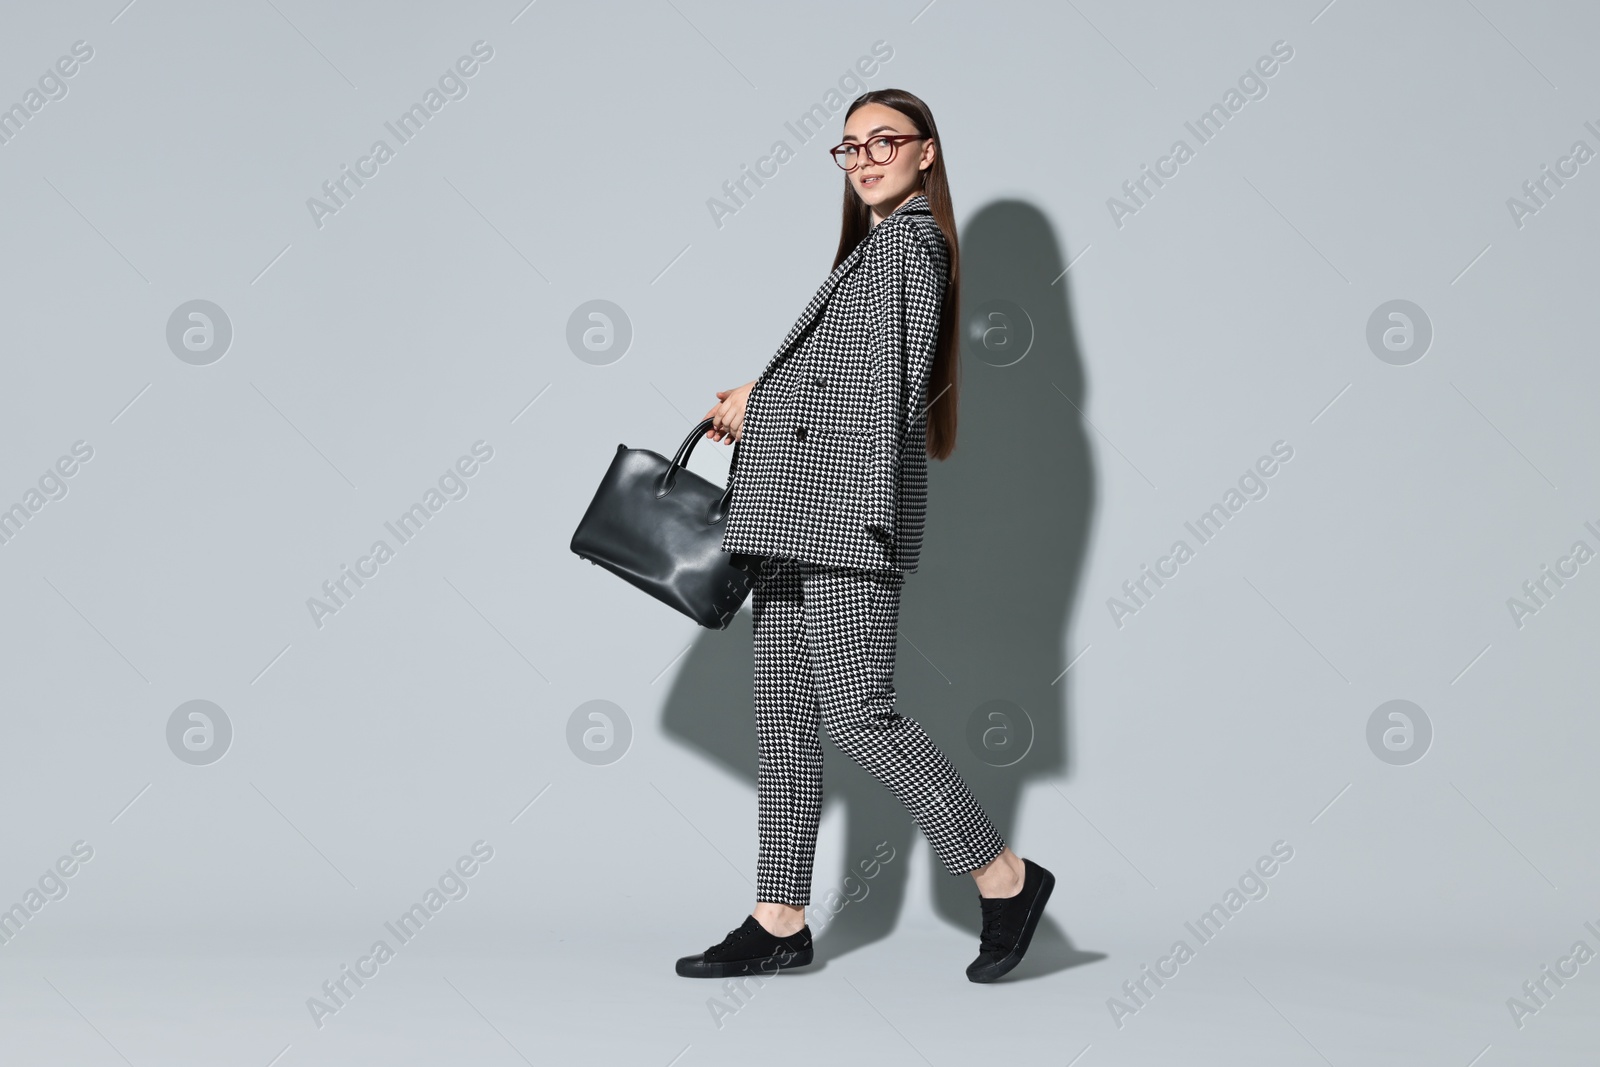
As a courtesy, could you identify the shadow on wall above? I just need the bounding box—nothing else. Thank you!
[661,199,1100,977]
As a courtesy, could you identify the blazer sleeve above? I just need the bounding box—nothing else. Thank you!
[864,217,947,544]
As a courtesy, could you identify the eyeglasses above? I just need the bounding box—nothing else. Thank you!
[830,134,927,172]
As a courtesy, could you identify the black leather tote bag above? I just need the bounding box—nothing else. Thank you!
[571,417,764,629]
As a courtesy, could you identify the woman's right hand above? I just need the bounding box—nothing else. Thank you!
[703,379,756,444]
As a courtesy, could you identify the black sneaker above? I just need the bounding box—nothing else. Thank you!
[967,857,1054,983]
[676,915,814,979]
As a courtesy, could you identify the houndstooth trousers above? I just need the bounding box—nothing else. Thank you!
[749,554,1007,906]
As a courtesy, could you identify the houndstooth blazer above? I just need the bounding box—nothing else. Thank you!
[720,193,949,574]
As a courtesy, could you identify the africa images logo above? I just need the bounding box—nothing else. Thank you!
[306,441,494,630]
[705,39,895,229]
[306,41,495,230]
[305,840,494,1029]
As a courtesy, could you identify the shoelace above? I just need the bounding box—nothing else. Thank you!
[710,924,747,953]
[710,919,788,959]
[978,899,1011,955]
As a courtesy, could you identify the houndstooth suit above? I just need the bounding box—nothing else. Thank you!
[720,193,947,574]
[722,194,1007,906]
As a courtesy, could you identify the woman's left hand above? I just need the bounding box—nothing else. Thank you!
[703,380,755,443]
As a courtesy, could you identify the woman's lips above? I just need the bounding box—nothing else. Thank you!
[861,175,881,187]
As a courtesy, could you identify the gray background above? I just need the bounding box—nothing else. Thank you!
[2,0,1597,1064]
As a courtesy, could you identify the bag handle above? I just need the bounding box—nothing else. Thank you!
[659,417,738,526]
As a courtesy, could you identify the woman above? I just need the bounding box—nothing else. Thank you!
[681,89,1054,984]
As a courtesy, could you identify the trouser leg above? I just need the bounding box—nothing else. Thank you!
[800,560,1007,877]
[751,557,822,906]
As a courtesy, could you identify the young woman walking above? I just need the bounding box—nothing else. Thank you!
[682,89,1054,984]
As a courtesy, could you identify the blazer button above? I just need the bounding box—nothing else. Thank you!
[794,426,807,441]
[813,375,826,388]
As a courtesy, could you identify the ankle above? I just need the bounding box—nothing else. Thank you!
[972,850,1025,898]
[753,901,806,936]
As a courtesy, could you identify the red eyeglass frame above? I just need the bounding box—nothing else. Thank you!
[829,134,928,172]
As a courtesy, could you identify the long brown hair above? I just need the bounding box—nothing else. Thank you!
[831,89,960,459]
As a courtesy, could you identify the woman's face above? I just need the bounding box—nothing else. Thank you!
[840,103,935,217]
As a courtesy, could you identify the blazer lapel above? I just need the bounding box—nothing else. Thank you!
[752,240,869,384]
[752,195,932,385]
